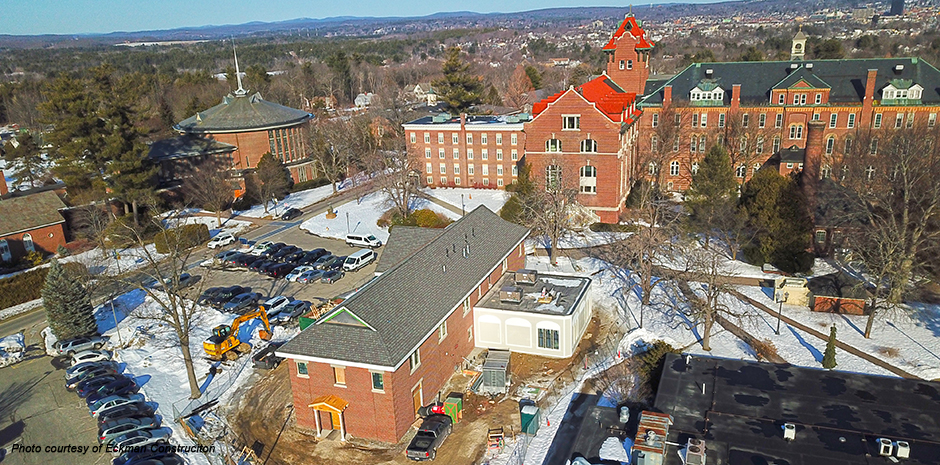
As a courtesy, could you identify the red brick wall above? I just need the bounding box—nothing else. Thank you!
[0,223,66,262]
[812,296,866,315]
[405,124,525,189]
[606,37,650,96]
[209,122,308,171]
[288,242,527,443]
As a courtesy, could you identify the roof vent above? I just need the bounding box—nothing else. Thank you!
[515,269,538,285]
[685,438,706,465]
[499,286,523,304]
[895,64,905,73]
[790,63,800,70]
[878,438,893,456]
[783,423,796,441]
[896,441,911,459]
[806,63,814,69]
[705,68,713,76]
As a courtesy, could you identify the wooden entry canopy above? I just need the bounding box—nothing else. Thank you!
[309,394,349,441]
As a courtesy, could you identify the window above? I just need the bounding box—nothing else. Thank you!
[0,239,9,262]
[821,164,831,179]
[563,115,580,130]
[452,133,459,144]
[896,113,904,129]
[453,148,459,159]
[468,327,473,342]
[692,114,699,127]
[496,166,503,176]
[651,113,659,127]
[844,137,853,154]
[333,366,346,386]
[739,136,748,152]
[467,149,474,160]
[669,161,680,176]
[579,165,597,193]
[829,113,838,128]
[910,88,922,99]
[700,113,707,128]
[866,165,875,180]
[778,93,786,105]
[427,176,433,185]
[789,124,803,140]
[463,298,471,316]
[847,113,856,129]
[690,135,698,153]
[511,149,518,160]
[650,135,658,153]
[698,136,706,153]
[580,139,597,152]
[673,136,680,152]
[440,164,446,174]
[786,162,793,169]
[546,139,562,152]
[815,93,822,104]
[425,148,432,159]
[512,165,518,176]
[22,233,34,252]
[497,179,504,187]
[930,113,937,128]
[426,163,432,174]
[816,230,827,243]
[736,164,746,178]
[537,328,560,350]
[297,361,309,377]
[546,165,562,190]
[718,113,726,128]
[648,162,658,175]
[482,165,489,175]
[742,114,749,128]
[511,133,517,145]
[482,149,488,160]
[424,133,430,144]
[753,163,761,175]
[759,113,766,128]
[438,133,444,144]
[496,133,503,144]
[813,113,820,122]
[467,134,473,144]
[409,349,421,372]
[674,114,681,127]
[773,136,781,153]
[885,89,896,100]
[756,136,764,154]
[438,322,448,341]
[907,112,915,128]
[619,60,625,70]
[826,136,835,155]
[410,133,416,144]
[482,178,489,186]
[874,113,883,128]
[468,164,475,175]
[627,60,633,69]
[439,149,445,159]
[453,164,460,174]
[691,162,699,174]
[793,94,799,105]
[371,372,384,391]
[496,149,503,160]
[481,133,488,144]
[870,139,878,155]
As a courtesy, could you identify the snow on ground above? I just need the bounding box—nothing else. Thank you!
[421,187,509,215]
[0,298,42,320]
[0,332,25,368]
[234,184,338,218]
[528,230,633,251]
[61,243,167,277]
[300,190,456,242]
[162,214,252,238]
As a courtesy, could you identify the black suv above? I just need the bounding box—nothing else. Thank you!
[267,263,297,279]
[296,249,328,265]
[260,243,287,258]
[235,254,263,267]
[207,286,249,307]
[248,259,273,272]
[280,208,303,221]
[271,246,301,262]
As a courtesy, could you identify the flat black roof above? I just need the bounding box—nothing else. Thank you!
[654,354,940,465]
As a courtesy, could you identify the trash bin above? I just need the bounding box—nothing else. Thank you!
[520,399,540,435]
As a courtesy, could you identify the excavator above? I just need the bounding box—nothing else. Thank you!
[203,306,272,361]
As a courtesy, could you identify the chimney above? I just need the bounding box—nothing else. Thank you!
[860,69,878,128]
[803,120,826,217]
[731,84,741,113]
[0,168,7,196]
[663,85,672,109]
[460,113,466,131]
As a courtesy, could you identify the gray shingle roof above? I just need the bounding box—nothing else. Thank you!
[0,190,66,236]
[640,57,940,107]
[373,226,445,274]
[278,206,530,368]
[147,135,236,161]
[175,92,312,134]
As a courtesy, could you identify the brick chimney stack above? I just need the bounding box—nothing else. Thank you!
[731,84,741,113]
[663,85,672,109]
[803,120,826,216]
[860,69,878,128]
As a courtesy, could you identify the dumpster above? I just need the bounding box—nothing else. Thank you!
[444,392,463,424]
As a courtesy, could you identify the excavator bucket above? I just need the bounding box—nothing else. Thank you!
[259,329,272,340]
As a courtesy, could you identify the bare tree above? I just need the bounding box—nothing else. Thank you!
[306,118,362,194]
[180,158,234,228]
[514,163,580,266]
[679,243,740,351]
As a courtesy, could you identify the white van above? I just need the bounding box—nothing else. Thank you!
[343,249,376,271]
[346,233,382,249]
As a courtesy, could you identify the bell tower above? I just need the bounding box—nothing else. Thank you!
[791,27,807,61]
[603,14,655,95]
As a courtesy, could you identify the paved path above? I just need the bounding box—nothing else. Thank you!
[729,288,921,380]
[414,190,464,216]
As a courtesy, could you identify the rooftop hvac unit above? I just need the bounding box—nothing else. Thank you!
[705,69,713,76]
[878,438,893,456]
[895,64,905,73]
[895,441,910,459]
[499,286,523,304]
[806,63,814,69]
[515,269,538,285]
[685,438,706,465]
[783,423,796,441]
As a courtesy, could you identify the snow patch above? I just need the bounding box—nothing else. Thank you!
[234,184,338,218]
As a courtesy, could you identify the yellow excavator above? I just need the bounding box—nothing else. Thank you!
[203,306,272,361]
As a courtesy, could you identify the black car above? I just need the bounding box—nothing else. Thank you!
[85,377,139,405]
[312,254,336,269]
[222,292,263,314]
[197,287,224,305]
[76,374,121,398]
[406,414,453,461]
[260,242,287,258]
[270,245,301,262]
[283,250,308,264]
[97,403,156,428]
[279,208,303,221]
[323,256,346,271]
[207,286,249,307]
[248,259,273,272]
[296,249,328,265]
[258,261,281,274]
[235,254,263,268]
[268,263,297,279]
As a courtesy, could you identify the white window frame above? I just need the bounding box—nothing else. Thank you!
[425,148,432,159]
[371,371,385,393]
[847,113,856,129]
[829,113,838,129]
[651,113,659,127]
[546,139,562,152]
[511,133,518,145]
[410,133,416,144]
[930,113,937,128]
[874,113,883,129]
[562,115,581,130]
[452,133,459,144]
[669,161,679,176]
[481,133,488,144]
[815,93,822,104]
[579,165,597,194]
[296,361,309,378]
[438,133,444,144]
[438,321,448,341]
[775,113,783,128]
[424,133,430,144]
[758,113,766,128]
[409,349,421,373]
[718,113,725,128]
[426,163,432,174]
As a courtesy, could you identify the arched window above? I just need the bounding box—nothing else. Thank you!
[546,139,562,152]
[546,165,562,190]
[735,164,747,178]
[0,239,9,262]
[669,161,680,177]
[826,136,835,155]
[821,164,831,179]
[580,139,597,152]
[650,135,658,153]
[691,162,699,175]
[844,137,853,154]
[648,162,658,175]
[579,166,597,193]
[22,233,34,253]
[772,136,781,153]
[789,124,803,140]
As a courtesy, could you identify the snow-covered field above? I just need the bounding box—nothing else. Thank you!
[421,187,510,216]
[234,184,337,218]
[162,214,252,238]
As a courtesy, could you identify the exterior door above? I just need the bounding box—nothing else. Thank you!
[412,383,423,416]
[329,410,340,429]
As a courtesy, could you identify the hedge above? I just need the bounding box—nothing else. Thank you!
[154,224,210,254]
[0,262,88,310]
[589,222,640,233]
[290,177,331,193]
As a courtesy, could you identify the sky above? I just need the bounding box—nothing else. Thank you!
[0,0,719,36]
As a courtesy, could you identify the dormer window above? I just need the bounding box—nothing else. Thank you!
[690,85,723,104]
[882,82,924,104]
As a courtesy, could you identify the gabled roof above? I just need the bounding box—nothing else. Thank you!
[602,15,654,51]
[277,206,530,369]
[772,67,831,90]
[176,92,312,134]
[0,190,66,237]
[374,226,446,274]
[578,75,636,121]
[639,57,940,107]
[147,135,237,161]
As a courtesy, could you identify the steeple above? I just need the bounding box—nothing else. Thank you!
[791,26,807,61]
[232,38,247,96]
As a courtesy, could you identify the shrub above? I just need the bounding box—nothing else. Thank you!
[630,340,679,394]
[102,215,161,247]
[0,262,87,309]
[23,251,44,267]
[56,245,70,257]
[153,224,210,254]
[589,222,640,233]
[772,250,814,274]
[381,209,454,230]
[290,177,331,193]
[752,339,780,362]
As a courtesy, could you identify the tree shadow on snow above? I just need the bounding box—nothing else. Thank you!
[788,326,823,362]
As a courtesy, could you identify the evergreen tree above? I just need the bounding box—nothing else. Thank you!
[739,169,813,271]
[822,325,837,369]
[42,259,97,341]
[255,152,292,214]
[686,145,739,247]
[432,47,484,113]
[3,132,45,188]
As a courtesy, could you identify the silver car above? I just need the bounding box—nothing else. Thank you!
[90,394,146,418]
[55,336,107,356]
[99,421,160,445]
[108,429,172,456]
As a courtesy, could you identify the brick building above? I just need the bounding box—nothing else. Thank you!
[276,207,529,443]
[402,113,529,189]
[0,190,67,263]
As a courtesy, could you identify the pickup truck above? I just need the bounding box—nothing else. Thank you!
[406,414,452,461]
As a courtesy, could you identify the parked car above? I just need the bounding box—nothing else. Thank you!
[197,287,224,305]
[96,403,155,428]
[222,252,248,266]
[65,360,117,381]
[346,233,382,249]
[312,254,336,269]
[285,265,315,282]
[271,245,301,262]
[406,414,453,461]
[66,365,119,390]
[222,292,263,313]
[112,449,181,465]
[279,208,303,221]
[76,374,121,398]
[98,416,160,444]
[108,429,171,456]
[207,286,249,307]
[296,248,329,265]
[271,300,310,324]
[258,261,281,275]
[206,233,236,249]
[248,241,274,256]
[89,393,146,417]
[249,259,274,273]
[259,243,287,258]
[267,263,297,279]
[71,349,112,367]
[251,341,285,369]
[152,273,198,292]
[262,296,292,317]
[55,335,107,356]
[214,250,240,262]
[235,254,263,268]
[283,249,308,264]
[320,270,345,284]
[296,269,325,284]
[85,377,139,405]
[344,249,377,272]
[324,256,347,271]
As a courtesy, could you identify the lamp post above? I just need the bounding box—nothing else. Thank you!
[775,291,789,335]
[346,211,350,234]
[461,194,465,216]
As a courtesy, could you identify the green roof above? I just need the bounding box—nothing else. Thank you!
[175,92,312,134]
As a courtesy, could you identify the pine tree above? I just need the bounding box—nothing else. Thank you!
[822,325,838,369]
[42,259,97,341]
[3,132,46,188]
[432,47,484,113]
[686,145,739,247]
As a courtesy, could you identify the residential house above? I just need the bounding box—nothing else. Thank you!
[0,190,68,263]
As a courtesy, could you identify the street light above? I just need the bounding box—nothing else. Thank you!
[775,291,789,335]
[346,211,350,234]
[461,193,465,216]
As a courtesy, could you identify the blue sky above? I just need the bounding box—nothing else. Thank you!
[0,0,719,36]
